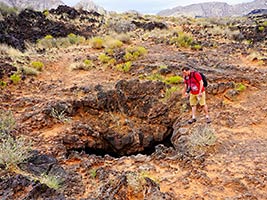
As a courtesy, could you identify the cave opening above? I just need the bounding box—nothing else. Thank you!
[68,129,174,158]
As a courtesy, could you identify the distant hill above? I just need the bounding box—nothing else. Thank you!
[158,0,267,17]
[0,0,64,10]
[74,0,105,14]
[0,0,105,13]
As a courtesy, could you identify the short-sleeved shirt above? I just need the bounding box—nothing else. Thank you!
[184,71,205,95]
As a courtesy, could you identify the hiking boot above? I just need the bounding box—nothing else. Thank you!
[206,117,211,124]
[188,118,196,124]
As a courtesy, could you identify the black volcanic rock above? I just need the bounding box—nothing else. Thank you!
[0,6,104,50]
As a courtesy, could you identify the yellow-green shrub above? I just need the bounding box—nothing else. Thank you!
[10,74,21,84]
[67,33,85,44]
[30,61,44,71]
[235,83,246,92]
[70,59,94,71]
[169,32,193,48]
[104,38,123,49]
[115,61,132,72]
[163,86,179,101]
[37,35,55,49]
[164,75,183,84]
[90,37,104,49]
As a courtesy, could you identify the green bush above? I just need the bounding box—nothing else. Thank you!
[235,83,246,92]
[38,174,62,190]
[258,26,265,31]
[0,80,7,88]
[115,61,132,72]
[31,61,44,71]
[43,9,49,17]
[10,73,21,84]
[191,44,202,50]
[104,37,123,49]
[163,86,179,101]
[67,33,85,45]
[70,59,94,71]
[98,53,113,64]
[164,75,183,84]
[37,35,56,49]
[169,32,193,48]
[124,46,148,61]
[124,52,134,61]
[45,35,53,40]
[90,37,104,49]
[146,73,164,82]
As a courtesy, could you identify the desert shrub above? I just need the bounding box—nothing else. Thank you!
[89,168,97,179]
[0,134,32,169]
[115,33,131,44]
[21,66,39,76]
[43,9,49,17]
[169,32,193,48]
[247,51,261,61]
[163,86,179,101]
[30,61,44,71]
[191,44,202,50]
[258,26,264,31]
[107,18,136,33]
[103,37,123,49]
[10,73,21,84]
[37,35,56,49]
[139,171,159,184]
[124,52,134,61]
[124,46,148,61]
[164,75,183,84]
[90,37,104,49]
[98,53,113,64]
[235,83,246,92]
[0,2,18,16]
[189,125,216,155]
[70,59,94,71]
[0,110,16,133]
[126,172,143,193]
[146,73,164,82]
[0,43,23,57]
[159,65,168,70]
[205,25,240,40]
[38,174,62,190]
[50,108,69,123]
[67,33,85,45]
[55,37,71,48]
[115,61,132,72]
[0,81,7,88]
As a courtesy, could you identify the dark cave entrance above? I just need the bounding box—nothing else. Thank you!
[67,129,174,158]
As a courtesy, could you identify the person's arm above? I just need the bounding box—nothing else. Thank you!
[199,80,203,96]
[182,83,188,97]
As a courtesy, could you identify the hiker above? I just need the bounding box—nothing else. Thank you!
[181,66,211,124]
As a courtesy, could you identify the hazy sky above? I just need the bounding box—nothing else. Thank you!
[62,0,254,14]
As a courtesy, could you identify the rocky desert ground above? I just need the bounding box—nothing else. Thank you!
[0,6,267,200]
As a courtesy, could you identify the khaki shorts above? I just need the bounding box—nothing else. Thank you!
[190,92,206,106]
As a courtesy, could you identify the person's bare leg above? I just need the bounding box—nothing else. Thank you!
[204,105,209,117]
[204,104,211,123]
[192,105,197,119]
